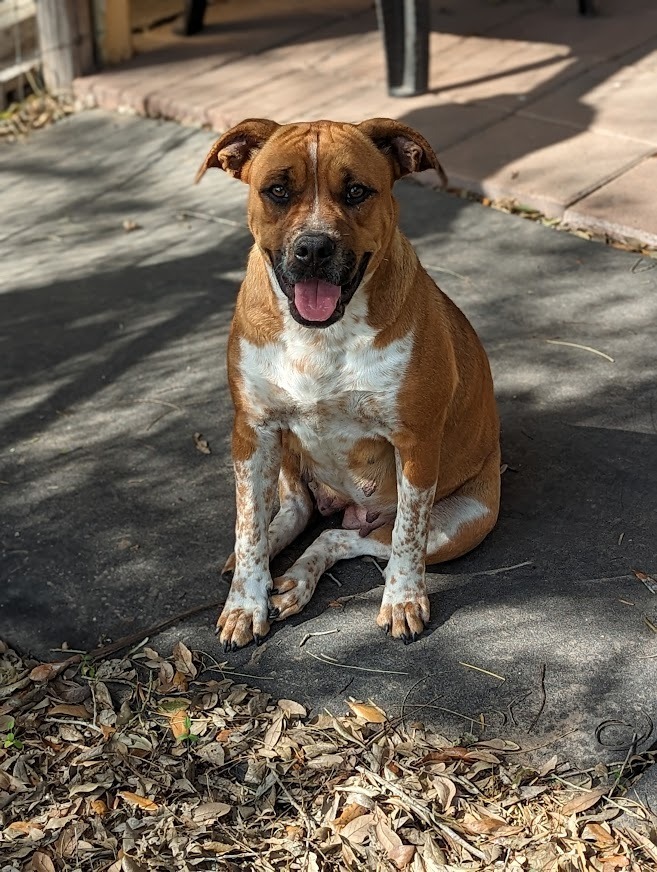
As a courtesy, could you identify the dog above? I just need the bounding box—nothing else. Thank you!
[196,117,500,651]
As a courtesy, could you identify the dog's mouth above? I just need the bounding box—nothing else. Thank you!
[270,253,371,328]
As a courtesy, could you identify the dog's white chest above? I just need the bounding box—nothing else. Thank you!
[239,319,412,493]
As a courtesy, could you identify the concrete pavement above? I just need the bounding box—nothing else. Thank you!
[72,0,657,247]
[1,111,657,780]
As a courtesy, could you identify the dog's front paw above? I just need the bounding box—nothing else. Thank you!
[216,581,271,651]
[269,574,316,621]
[377,576,430,643]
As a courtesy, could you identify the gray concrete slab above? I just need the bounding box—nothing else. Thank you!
[1,111,656,771]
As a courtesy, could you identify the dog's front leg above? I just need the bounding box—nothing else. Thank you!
[377,444,437,642]
[217,420,280,651]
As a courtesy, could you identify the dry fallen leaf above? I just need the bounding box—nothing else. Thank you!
[168,708,190,741]
[195,741,225,766]
[27,851,56,872]
[172,670,188,691]
[173,641,197,678]
[193,432,211,454]
[539,754,559,776]
[340,812,375,845]
[601,856,630,869]
[562,786,607,815]
[48,703,90,719]
[118,791,159,813]
[581,822,615,846]
[29,656,79,683]
[121,858,149,872]
[346,700,386,723]
[192,801,231,823]
[277,699,307,717]
[0,638,653,871]
[375,816,402,855]
[90,799,108,816]
[390,845,415,869]
[263,711,284,750]
[431,774,456,812]
[8,820,43,836]
[462,810,508,835]
[201,842,233,854]
[333,803,369,829]
[306,853,320,872]
[632,568,657,594]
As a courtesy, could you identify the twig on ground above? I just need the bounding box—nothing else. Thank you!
[400,676,428,730]
[459,662,506,681]
[545,339,614,363]
[132,398,184,411]
[526,663,547,733]
[299,629,339,647]
[474,560,534,577]
[176,209,246,229]
[608,734,638,797]
[402,703,491,730]
[89,599,224,660]
[362,556,386,579]
[357,766,488,862]
[305,651,409,675]
[643,615,657,633]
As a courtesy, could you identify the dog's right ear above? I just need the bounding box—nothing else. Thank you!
[195,119,280,184]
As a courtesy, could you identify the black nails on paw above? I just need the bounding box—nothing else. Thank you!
[268,607,280,620]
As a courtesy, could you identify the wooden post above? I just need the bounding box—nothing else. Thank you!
[35,0,94,94]
[102,0,132,65]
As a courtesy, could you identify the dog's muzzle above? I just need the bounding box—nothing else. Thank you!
[270,234,371,328]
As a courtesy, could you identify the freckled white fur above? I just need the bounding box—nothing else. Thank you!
[241,267,412,507]
[217,436,280,642]
[306,137,331,233]
[427,495,490,554]
[384,471,435,601]
[266,468,313,558]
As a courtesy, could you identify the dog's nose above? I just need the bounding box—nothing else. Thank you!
[293,233,336,269]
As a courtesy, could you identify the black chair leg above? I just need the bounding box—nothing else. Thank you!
[179,0,207,35]
[375,0,430,97]
[578,0,597,16]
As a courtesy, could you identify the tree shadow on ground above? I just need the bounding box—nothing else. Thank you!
[1,113,656,766]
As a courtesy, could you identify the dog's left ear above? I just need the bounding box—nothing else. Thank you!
[357,118,447,186]
[195,118,280,184]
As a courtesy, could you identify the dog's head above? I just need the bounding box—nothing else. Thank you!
[197,118,446,328]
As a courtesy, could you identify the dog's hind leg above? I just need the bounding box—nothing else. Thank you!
[269,527,392,621]
[424,446,501,565]
[221,451,313,578]
[268,457,314,557]
[270,447,501,634]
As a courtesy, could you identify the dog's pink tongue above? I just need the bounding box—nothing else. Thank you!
[294,279,341,322]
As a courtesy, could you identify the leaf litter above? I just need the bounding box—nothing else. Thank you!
[1,637,656,870]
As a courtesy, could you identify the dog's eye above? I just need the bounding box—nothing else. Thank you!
[267,184,289,202]
[346,184,370,206]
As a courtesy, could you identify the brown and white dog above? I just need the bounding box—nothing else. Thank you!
[197,117,500,651]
